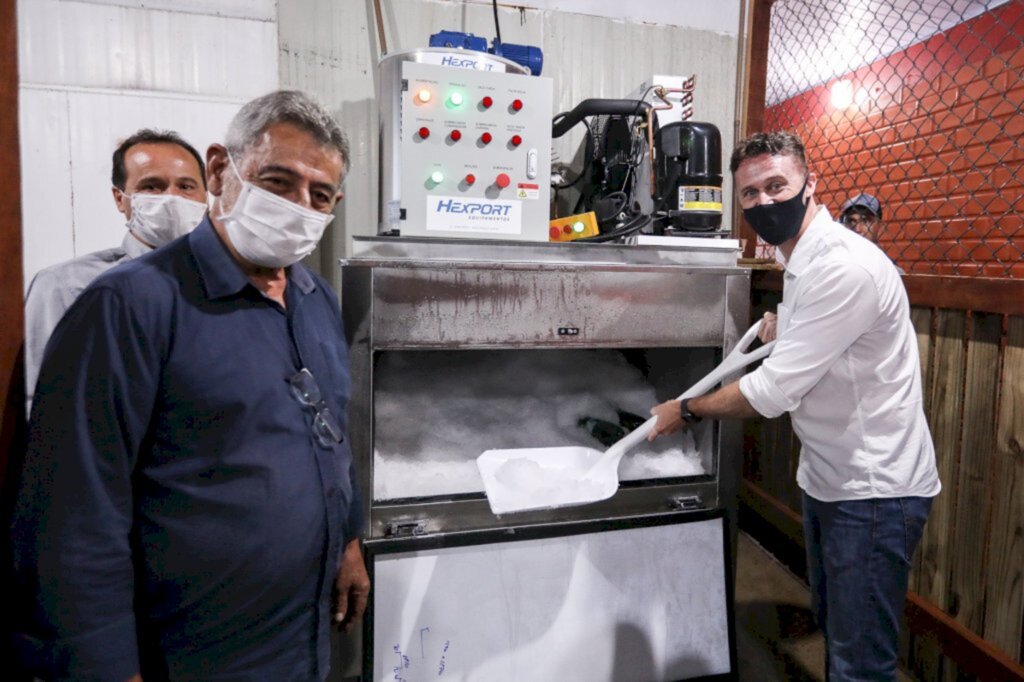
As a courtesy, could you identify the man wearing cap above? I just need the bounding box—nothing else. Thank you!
[839,192,882,242]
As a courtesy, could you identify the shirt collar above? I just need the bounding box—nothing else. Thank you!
[188,217,318,300]
[776,206,836,278]
[121,231,153,259]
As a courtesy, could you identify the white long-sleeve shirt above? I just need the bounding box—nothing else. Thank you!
[739,207,941,502]
[24,231,150,414]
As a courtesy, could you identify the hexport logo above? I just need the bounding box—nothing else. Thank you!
[435,199,511,216]
[426,195,521,234]
[439,55,497,71]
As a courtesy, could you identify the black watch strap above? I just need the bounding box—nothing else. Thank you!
[679,398,702,424]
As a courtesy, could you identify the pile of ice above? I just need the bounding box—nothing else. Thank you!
[373,349,705,500]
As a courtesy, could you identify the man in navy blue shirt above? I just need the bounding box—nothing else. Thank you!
[11,90,368,681]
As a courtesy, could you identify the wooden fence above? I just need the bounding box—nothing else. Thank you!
[744,270,1024,680]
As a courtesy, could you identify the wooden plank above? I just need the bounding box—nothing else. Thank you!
[903,275,1024,316]
[752,272,1024,318]
[741,480,1024,679]
[0,0,24,493]
[948,313,1001,636]
[984,316,1024,661]
[906,595,1024,681]
[738,0,776,259]
[917,309,967,610]
[909,306,934,595]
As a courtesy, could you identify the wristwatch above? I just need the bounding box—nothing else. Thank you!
[679,398,702,425]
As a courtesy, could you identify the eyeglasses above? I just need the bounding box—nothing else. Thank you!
[288,368,344,447]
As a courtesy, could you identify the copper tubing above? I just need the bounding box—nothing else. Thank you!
[373,0,388,54]
[645,79,697,196]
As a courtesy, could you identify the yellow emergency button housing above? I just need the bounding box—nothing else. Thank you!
[549,212,600,242]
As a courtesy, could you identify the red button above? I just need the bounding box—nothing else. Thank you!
[418,126,430,139]
[495,173,511,189]
[481,96,493,108]
[511,99,523,111]
[481,132,493,144]
[562,224,571,234]
[511,134,522,147]
[450,129,462,141]
[465,174,476,185]
[549,226,561,240]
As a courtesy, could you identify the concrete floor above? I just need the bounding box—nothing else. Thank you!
[734,531,913,682]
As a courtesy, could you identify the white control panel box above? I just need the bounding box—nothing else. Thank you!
[396,61,552,241]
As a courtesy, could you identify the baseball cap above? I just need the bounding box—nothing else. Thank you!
[840,193,882,219]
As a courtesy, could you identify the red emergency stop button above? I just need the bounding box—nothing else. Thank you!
[510,134,523,147]
[465,174,476,186]
[549,226,561,240]
[450,129,462,141]
[481,96,493,109]
[481,132,493,144]
[418,126,430,139]
[495,173,511,189]
[511,99,524,111]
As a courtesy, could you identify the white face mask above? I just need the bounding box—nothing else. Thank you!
[219,155,334,269]
[126,193,207,248]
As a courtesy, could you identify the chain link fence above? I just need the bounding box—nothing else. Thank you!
[757,0,1023,278]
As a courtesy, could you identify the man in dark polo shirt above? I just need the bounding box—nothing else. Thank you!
[11,90,368,681]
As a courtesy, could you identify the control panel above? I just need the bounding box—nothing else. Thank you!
[396,61,552,241]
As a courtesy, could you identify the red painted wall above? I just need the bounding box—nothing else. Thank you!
[765,2,1024,278]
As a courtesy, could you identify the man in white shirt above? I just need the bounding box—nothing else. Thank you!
[24,129,209,412]
[649,131,940,680]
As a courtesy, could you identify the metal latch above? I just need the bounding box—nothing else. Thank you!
[386,520,427,537]
[669,495,705,511]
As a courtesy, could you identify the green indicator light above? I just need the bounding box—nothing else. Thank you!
[430,170,445,184]
[448,91,464,106]
[573,221,586,233]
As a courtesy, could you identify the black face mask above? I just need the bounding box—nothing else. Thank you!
[742,177,809,246]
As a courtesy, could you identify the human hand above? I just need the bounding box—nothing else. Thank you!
[647,400,685,442]
[758,312,777,343]
[333,539,370,633]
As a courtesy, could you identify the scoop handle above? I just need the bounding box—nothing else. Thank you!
[596,320,776,465]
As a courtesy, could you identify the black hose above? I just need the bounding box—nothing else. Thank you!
[492,0,502,45]
[575,212,652,243]
[552,99,652,138]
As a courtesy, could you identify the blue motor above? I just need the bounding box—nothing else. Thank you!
[428,30,543,76]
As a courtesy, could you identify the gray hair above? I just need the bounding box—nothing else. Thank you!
[226,90,350,180]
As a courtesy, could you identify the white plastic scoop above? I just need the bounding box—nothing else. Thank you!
[477,321,775,514]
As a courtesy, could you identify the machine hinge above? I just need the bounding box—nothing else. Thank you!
[669,495,705,511]
[386,520,427,537]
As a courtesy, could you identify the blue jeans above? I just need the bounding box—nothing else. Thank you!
[802,493,932,681]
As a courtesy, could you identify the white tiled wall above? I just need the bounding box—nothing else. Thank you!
[18,0,279,289]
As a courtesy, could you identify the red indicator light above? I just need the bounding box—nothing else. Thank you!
[511,99,524,111]
[450,129,462,141]
[481,96,493,108]
[418,127,430,139]
[511,134,523,147]
[495,173,511,189]
[465,174,476,185]
[481,132,493,144]
[562,224,571,234]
